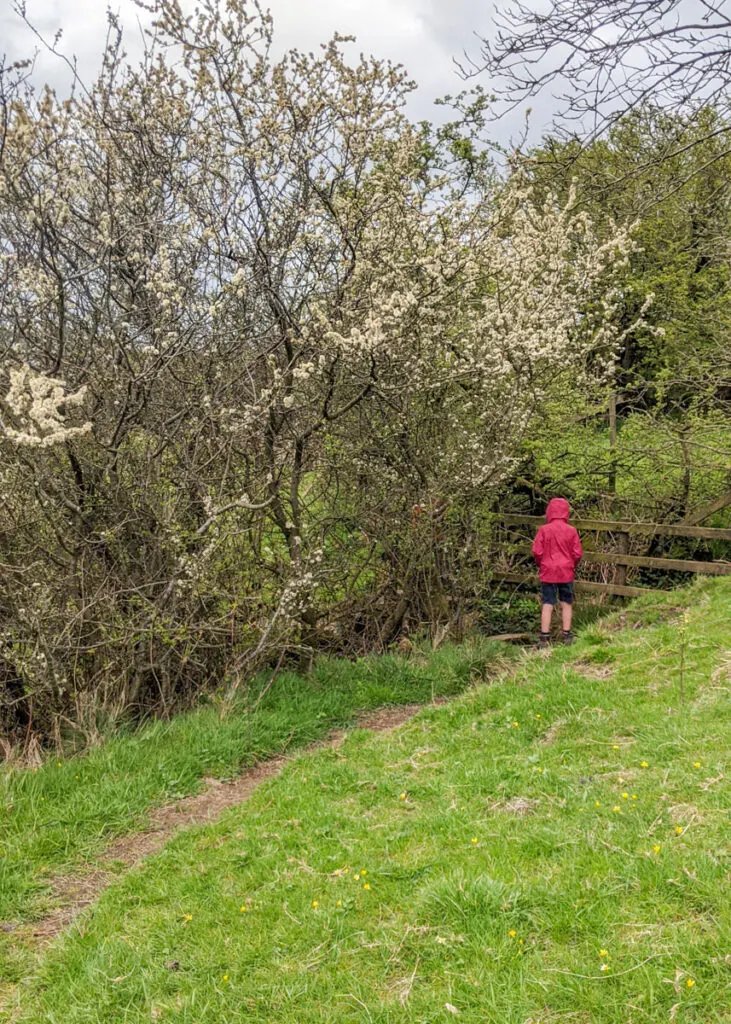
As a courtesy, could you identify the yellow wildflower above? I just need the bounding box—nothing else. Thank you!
[535,714,541,719]
[600,964,610,972]
[400,793,407,800]
[595,801,600,808]
[676,826,684,835]
[312,900,319,909]
[640,761,649,768]
[509,930,517,937]
[364,883,371,891]
[613,806,621,813]
[222,974,229,982]
[184,914,192,921]
[361,870,367,876]
[513,722,519,728]
[337,900,342,907]
[686,978,695,988]
[621,792,629,799]
[693,762,701,768]
[652,845,661,853]
[613,745,619,750]
[240,906,247,913]
[471,838,478,844]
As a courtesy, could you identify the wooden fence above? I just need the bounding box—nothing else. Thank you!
[496,513,731,598]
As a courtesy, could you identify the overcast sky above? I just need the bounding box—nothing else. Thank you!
[0,0,557,143]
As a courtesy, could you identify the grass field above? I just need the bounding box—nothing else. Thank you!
[3,578,730,1022]
[0,639,512,991]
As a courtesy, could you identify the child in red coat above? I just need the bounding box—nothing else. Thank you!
[532,498,583,646]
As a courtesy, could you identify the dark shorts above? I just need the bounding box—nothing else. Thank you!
[541,582,574,606]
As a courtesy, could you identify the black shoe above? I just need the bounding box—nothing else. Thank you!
[562,631,575,646]
[537,633,551,649]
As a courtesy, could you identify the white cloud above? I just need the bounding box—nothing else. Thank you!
[0,0,548,139]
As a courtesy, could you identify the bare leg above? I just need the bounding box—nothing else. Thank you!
[561,602,573,632]
[541,604,554,633]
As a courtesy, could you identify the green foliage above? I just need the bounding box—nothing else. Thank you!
[529,106,731,404]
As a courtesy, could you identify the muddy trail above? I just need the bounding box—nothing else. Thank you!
[1,701,442,1017]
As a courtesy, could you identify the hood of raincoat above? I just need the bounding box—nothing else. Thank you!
[545,497,571,523]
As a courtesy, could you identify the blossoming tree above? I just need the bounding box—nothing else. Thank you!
[0,0,634,741]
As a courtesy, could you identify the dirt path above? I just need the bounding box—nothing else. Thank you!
[4,702,436,965]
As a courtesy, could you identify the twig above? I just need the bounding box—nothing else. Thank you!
[599,838,633,857]
[544,953,664,980]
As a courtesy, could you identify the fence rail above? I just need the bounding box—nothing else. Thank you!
[498,511,731,598]
[500,514,731,543]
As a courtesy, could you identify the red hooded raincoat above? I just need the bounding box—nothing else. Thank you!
[532,498,583,583]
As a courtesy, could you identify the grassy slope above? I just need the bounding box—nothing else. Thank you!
[6,578,731,1023]
[0,640,511,986]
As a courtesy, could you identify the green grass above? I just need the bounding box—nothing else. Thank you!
[0,639,511,987]
[5,578,731,1022]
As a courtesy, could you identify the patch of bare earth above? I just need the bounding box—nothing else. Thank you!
[573,662,615,681]
[493,796,539,816]
[1,702,431,960]
[540,720,565,745]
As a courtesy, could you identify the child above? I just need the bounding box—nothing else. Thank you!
[531,498,583,646]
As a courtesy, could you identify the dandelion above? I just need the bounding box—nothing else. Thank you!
[363,883,371,891]
[509,930,517,937]
[337,900,342,907]
[240,906,247,913]
[693,762,701,768]
[613,745,619,750]
[400,793,407,800]
[513,722,519,728]
[184,914,192,921]
[222,974,229,982]
[621,792,629,800]
[595,801,600,808]
[640,761,649,768]
[535,714,541,719]
[600,950,608,957]
[361,870,367,876]
[676,826,684,835]
[686,978,695,988]
[652,845,661,853]
[471,838,478,844]
[312,900,319,909]
[631,794,637,800]
[613,806,621,812]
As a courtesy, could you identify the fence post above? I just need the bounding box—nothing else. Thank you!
[615,531,629,587]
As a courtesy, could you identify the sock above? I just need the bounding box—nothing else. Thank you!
[562,629,571,636]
